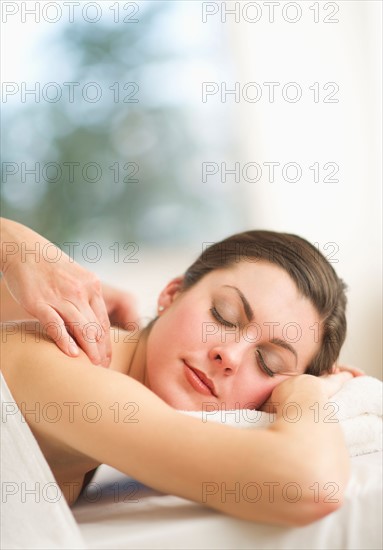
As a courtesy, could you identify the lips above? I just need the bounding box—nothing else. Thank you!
[183,361,217,398]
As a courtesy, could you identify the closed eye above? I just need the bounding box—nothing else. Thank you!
[210,306,276,377]
[210,306,237,328]
[256,350,275,377]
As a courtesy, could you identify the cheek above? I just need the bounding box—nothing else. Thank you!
[239,375,287,409]
[147,305,203,364]
[162,301,206,347]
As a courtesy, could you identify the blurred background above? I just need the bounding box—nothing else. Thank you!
[1,1,381,378]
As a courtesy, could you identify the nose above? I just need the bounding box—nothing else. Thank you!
[208,342,246,376]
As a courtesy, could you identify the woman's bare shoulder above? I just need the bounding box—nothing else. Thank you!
[1,321,136,378]
[1,320,91,383]
[1,319,161,393]
[0,321,175,453]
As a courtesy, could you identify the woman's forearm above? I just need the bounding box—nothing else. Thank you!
[270,378,350,507]
[165,378,349,526]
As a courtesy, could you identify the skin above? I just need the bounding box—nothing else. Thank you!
[1,260,357,525]
[145,261,322,410]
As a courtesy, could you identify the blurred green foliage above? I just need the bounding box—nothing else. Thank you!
[1,1,240,247]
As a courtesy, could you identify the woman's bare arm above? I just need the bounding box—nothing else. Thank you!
[1,327,350,526]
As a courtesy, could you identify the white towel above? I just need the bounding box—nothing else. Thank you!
[178,376,383,458]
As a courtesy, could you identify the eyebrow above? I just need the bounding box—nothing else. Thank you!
[222,285,298,366]
[223,285,254,322]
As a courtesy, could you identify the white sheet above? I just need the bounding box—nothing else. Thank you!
[0,374,86,550]
[73,453,382,550]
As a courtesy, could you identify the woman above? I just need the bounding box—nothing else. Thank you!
[1,229,358,526]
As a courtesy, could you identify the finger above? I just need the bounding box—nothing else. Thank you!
[89,293,112,367]
[62,307,104,366]
[333,370,353,383]
[35,304,79,357]
[59,296,111,367]
[337,364,366,377]
[52,301,103,366]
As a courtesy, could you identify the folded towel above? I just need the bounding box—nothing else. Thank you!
[332,375,382,420]
[178,376,383,458]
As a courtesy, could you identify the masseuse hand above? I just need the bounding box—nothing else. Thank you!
[1,218,137,367]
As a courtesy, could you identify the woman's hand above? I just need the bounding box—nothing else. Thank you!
[0,218,136,367]
[332,363,365,377]
[259,369,356,414]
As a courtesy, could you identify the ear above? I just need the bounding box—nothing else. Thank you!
[157,276,185,311]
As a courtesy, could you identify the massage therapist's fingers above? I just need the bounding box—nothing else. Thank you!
[35,304,79,358]
[36,295,109,367]
[61,303,109,367]
[40,298,106,366]
[36,302,102,365]
[65,275,111,367]
[68,318,102,366]
[89,293,112,367]
[69,274,111,367]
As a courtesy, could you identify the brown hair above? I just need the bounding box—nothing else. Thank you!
[181,230,347,376]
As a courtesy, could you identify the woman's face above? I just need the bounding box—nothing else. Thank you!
[145,260,321,411]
